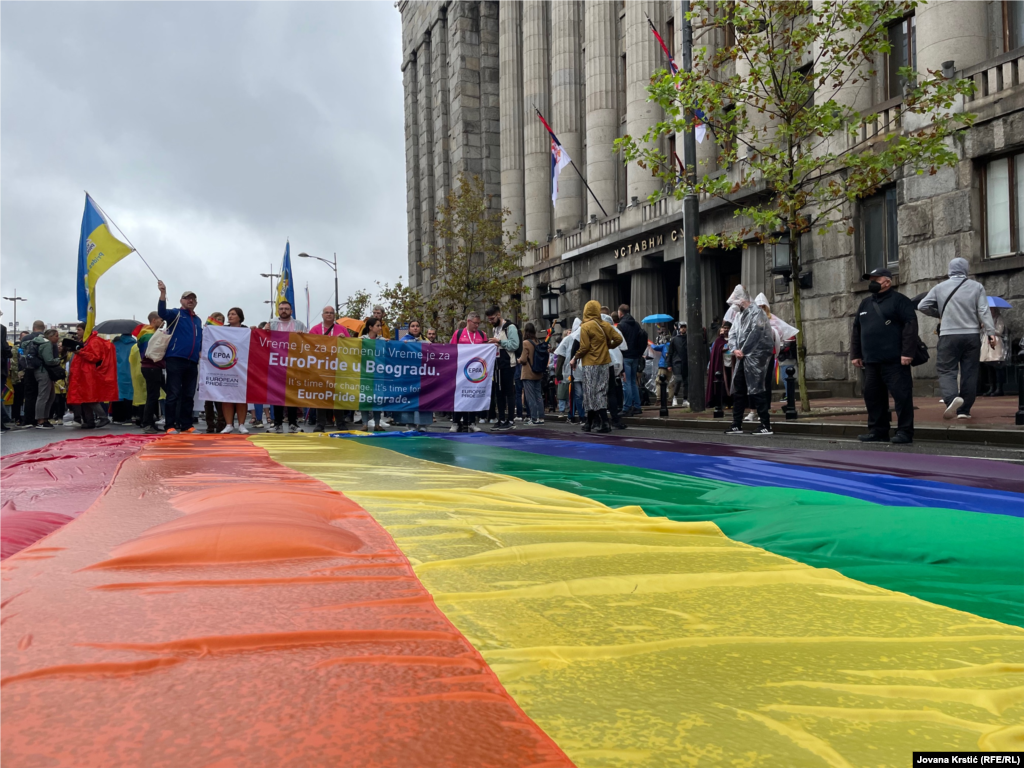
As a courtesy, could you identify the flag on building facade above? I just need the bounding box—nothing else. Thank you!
[647,16,707,144]
[77,194,135,337]
[536,111,572,205]
[275,241,295,313]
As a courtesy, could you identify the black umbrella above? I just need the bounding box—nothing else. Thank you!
[92,318,140,335]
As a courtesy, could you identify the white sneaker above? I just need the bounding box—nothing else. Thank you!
[269,425,283,434]
[353,413,362,423]
[469,424,482,433]
[288,424,301,433]
[956,413,972,420]
[943,396,964,420]
[681,400,690,408]
[744,412,755,422]
[672,398,678,407]
[379,417,391,426]
[220,424,235,434]
[237,424,249,434]
[449,424,459,433]
[366,419,375,431]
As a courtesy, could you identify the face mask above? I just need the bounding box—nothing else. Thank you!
[868,282,882,294]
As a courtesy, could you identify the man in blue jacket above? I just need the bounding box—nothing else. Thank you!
[157,280,203,434]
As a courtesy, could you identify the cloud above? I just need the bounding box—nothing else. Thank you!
[1,1,407,330]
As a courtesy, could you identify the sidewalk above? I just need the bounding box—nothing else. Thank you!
[623,394,1024,446]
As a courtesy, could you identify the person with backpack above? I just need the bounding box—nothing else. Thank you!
[917,257,998,420]
[18,321,45,427]
[484,305,521,431]
[850,268,919,444]
[616,304,647,416]
[25,329,62,429]
[517,323,548,425]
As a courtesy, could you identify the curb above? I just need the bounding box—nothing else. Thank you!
[620,416,1024,447]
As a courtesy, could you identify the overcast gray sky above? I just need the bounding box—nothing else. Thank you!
[1,1,406,331]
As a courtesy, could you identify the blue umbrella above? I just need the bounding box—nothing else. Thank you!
[641,313,675,324]
[987,296,1012,309]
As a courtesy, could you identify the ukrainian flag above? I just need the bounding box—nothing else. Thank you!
[77,194,133,336]
[275,240,295,314]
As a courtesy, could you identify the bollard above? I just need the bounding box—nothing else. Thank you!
[659,375,669,418]
[784,366,798,420]
[1016,347,1024,426]
[713,371,724,418]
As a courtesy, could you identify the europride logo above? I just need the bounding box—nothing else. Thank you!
[463,357,488,383]
[208,340,238,370]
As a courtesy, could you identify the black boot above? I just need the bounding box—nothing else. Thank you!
[598,409,612,433]
[581,412,593,432]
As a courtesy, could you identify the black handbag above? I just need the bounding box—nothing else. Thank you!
[44,363,66,381]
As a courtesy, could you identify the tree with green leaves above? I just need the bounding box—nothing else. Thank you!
[424,173,530,335]
[375,278,427,332]
[618,0,974,411]
[339,289,372,321]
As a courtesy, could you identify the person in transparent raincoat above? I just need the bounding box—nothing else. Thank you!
[724,285,775,435]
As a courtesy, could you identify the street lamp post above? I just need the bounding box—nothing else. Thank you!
[298,252,339,315]
[3,290,27,337]
[260,265,281,320]
[681,0,706,412]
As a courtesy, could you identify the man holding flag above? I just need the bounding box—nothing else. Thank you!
[157,280,203,434]
[275,241,295,317]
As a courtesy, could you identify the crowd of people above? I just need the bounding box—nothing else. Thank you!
[1,260,1013,443]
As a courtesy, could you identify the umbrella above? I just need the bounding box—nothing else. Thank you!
[641,314,674,324]
[338,317,365,335]
[988,296,1012,309]
[92,319,141,335]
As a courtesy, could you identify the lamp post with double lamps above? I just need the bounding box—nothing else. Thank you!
[3,290,27,337]
[298,252,339,315]
[260,267,281,319]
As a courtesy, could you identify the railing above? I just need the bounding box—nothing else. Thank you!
[963,48,1024,103]
[642,196,671,222]
[561,230,583,251]
[857,95,903,144]
[599,215,620,238]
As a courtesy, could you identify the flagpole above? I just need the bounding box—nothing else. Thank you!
[533,107,609,219]
[85,192,160,281]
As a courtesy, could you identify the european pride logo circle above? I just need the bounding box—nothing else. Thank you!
[208,340,237,370]
[463,357,488,383]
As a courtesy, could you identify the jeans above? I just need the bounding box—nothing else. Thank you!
[936,333,982,415]
[33,368,55,421]
[622,357,641,412]
[493,365,515,423]
[360,409,383,426]
[141,367,164,428]
[514,365,524,418]
[863,361,914,438]
[731,363,771,429]
[164,357,199,430]
[523,379,544,421]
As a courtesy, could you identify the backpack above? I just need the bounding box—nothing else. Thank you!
[23,337,42,370]
[530,340,550,374]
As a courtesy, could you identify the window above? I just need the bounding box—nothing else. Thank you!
[772,234,791,270]
[863,188,899,273]
[666,17,675,58]
[796,63,814,111]
[886,14,916,100]
[983,152,1024,257]
[1004,1,1024,52]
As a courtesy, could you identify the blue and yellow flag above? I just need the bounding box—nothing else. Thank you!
[274,240,295,314]
[77,194,134,336]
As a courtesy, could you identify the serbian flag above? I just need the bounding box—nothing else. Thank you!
[537,110,572,205]
[647,16,707,144]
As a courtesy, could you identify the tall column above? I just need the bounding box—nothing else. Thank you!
[448,2,482,180]
[589,280,619,310]
[523,0,551,244]
[631,269,665,335]
[585,0,619,221]
[418,34,435,285]
[480,2,502,207]
[625,1,663,202]
[551,0,583,234]
[403,56,422,288]
[917,0,988,77]
[432,10,450,220]
[499,2,525,243]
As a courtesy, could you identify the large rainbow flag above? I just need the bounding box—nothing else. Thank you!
[2,430,1021,766]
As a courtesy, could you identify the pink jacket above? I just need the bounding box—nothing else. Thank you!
[451,328,487,344]
[309,322,351,337]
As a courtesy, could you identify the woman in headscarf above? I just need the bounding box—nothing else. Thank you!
[724,285,775,435]
[571,300,622,433]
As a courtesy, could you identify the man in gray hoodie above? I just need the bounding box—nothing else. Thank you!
[917,257,997,420]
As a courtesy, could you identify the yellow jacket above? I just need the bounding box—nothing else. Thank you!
[575,300,621,366]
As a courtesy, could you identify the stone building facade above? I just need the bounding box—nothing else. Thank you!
[400,0,1024,394]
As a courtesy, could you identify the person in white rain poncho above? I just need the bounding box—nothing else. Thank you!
[724,285,775,435]
[754,292,799,409]
[554,318,584,423]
